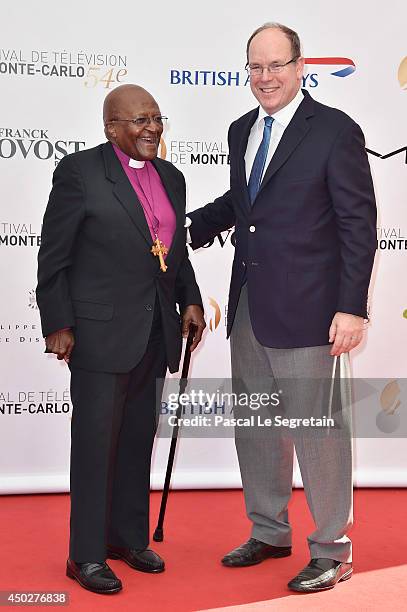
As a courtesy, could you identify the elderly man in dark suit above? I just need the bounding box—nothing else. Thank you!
[187,23,376,592]
[37,84,205,594]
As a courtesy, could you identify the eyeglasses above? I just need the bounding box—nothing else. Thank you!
[246,57,299,76]
[106,116,168,128]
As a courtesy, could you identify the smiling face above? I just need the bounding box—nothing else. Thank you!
[104,85,162,161]
[248,27,304,115]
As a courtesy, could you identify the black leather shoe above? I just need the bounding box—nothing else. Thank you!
[107,545,165,573]
[66,560,122,594]
[221,538,292,567]
[288,558,353,592]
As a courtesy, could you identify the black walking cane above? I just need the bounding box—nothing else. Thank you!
[153,324,196,542]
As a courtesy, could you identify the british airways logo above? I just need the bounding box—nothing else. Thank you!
[170,57,356,88]
[304,57,356,78]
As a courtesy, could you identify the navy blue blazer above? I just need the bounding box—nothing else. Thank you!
[189,90,377,348]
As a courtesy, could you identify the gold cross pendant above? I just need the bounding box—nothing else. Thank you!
[151,237,168,272]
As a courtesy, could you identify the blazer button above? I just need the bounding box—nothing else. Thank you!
[145,304,153,311]
[249,225,256,232]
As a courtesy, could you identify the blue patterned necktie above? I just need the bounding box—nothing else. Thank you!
[247,115,274,205]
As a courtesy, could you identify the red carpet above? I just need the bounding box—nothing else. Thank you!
[0,489,406,611]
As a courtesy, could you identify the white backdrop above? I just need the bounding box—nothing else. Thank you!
[1,0,406,494]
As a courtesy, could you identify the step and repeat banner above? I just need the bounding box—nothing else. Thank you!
[1,0,406,493]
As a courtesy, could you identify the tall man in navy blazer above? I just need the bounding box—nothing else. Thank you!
[188,23,377,592]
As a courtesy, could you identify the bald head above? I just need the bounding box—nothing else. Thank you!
[103,84,157,124]
[103,84,163,161]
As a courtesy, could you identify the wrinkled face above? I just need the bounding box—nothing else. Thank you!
[248,28,304,115]
[105,90,163,160]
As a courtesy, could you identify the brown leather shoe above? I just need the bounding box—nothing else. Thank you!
[221,538,292,567]
[107,545,165,573]
[288,558,353,592]
[66,559,122,594]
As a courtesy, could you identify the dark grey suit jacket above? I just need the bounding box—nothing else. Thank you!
[37,142,202,373]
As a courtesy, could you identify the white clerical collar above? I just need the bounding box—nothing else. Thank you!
[257,88,304,130]
[129,158,145,169]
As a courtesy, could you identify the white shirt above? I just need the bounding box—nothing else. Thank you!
[245,88,304,183]
[186,88,304,232]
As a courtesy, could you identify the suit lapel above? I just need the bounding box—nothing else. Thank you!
[237,108,259,212]
[103,142,152,246]
[258,90,315,197]
[113,179,153,246]
[151,158,182,225]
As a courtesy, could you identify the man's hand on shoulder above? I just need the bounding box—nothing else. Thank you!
[181,305,206,352]
[45,329,75,362]
[329,312,364,356]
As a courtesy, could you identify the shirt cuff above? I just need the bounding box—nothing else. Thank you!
[185,216,192,244]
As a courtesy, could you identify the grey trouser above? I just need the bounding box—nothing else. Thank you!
[230,284,353,562]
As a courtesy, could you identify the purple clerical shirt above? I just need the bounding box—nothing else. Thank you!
[113,144,176,254]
